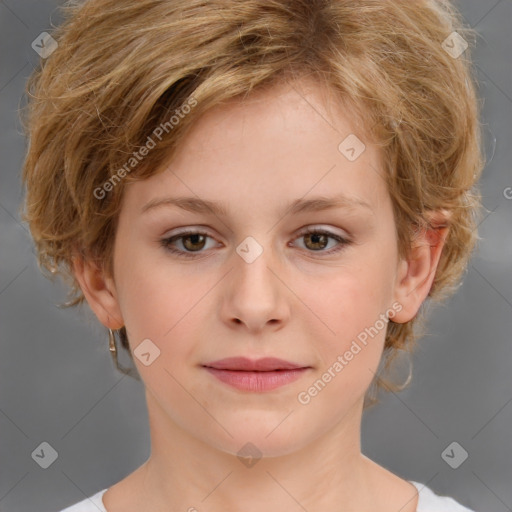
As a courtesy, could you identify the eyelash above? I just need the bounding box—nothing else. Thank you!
[160,227,351,259]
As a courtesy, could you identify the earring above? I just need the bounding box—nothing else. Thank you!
[108,328,140,380]
[108,327,117,360]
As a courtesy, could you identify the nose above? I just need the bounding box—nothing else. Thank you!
[219,239,290,334]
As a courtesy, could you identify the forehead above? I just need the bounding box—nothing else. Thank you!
[122,78,390,222]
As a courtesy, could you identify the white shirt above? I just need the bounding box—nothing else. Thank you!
[58,481,476,511]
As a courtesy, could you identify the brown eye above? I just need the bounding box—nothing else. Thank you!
[303,232,329,251]
[160,230,217,258]
[182,233,207,251]
[292,228,350,256]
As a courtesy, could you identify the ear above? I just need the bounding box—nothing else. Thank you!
[72,254,124,330]
[392,211,450,324]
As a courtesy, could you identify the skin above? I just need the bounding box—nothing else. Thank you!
[73,77,448,512]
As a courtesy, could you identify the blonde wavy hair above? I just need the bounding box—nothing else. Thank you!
[20,0,484,401]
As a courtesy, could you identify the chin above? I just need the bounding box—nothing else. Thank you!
[203,416,315,460]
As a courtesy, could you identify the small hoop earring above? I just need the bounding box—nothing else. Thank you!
[108,328,140,380]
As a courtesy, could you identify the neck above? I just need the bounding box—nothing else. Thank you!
[134,391,386,512]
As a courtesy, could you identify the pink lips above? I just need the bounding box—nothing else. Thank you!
[202,357,310,392]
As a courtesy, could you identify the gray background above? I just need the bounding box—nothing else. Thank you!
[1,1,511,511]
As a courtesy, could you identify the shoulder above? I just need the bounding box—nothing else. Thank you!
[57,488,108,512]
[410,481,476,512]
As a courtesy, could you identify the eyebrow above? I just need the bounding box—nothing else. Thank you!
[141,193,374,217]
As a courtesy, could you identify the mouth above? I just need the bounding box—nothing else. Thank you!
[204,356,308,371]
[202,357,311,392]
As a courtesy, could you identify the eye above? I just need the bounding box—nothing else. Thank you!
[160,229,218,258]
[292,227,351,255]
[160,226,351,259]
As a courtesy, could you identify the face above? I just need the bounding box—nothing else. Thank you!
[83,78,425,458]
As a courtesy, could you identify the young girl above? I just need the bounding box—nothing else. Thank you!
[21,0,484,510]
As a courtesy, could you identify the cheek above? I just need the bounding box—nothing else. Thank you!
[112,242,219,370]
[297,282,389,411]
[111,237,179,346]
[303,248,396,367]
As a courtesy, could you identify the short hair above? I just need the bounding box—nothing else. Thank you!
[20,0,484,401]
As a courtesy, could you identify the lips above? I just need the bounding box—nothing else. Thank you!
[202,357,312,392]
[203,357,308,372]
